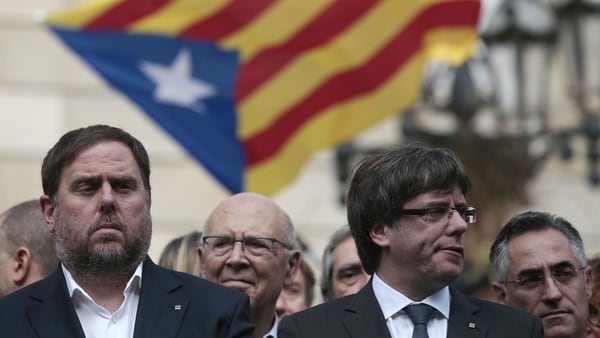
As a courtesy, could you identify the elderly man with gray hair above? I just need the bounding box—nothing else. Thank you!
[0,200,59,297]
[200,192,301,338]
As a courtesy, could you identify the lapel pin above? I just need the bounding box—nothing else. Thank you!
[174,305,182,311]
[468,322,476,329]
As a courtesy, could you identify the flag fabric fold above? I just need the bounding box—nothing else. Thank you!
[46,0,480,195]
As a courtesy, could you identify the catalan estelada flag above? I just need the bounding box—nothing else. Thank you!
[45,0,480,195]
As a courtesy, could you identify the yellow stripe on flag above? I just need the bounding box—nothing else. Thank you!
[45,0,121,28]
[423,27,478,65]
[238,0,430,139]
[129,0,227,34]
[221,0,335,61]
[246,53,427,194]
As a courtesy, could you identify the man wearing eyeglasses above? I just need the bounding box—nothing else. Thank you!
[279,144,542,338]
[490,211,592,338]
[199,192,301,338]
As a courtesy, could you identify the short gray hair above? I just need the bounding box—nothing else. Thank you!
[489,211,586,284]
[0,200,59,276]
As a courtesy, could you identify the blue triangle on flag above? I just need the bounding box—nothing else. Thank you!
[50,28,244,193]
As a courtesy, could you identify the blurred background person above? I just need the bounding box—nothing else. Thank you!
[588,303,600,338]
[587,256,600,338]
[320,225,369,302]
[158,231,203,277]
[276,257,315,320]
[0,199,58,297]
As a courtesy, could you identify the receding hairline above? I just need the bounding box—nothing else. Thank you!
[203,192,294,244]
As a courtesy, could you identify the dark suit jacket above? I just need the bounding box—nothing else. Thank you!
[0,257,254,338]
[279,280,543,338]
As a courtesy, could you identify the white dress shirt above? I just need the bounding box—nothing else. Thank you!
[263,313,279,338]
[372,273,450,338]
[63,261,143,338]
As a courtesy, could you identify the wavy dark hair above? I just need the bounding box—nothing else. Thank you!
[346,143,470,274]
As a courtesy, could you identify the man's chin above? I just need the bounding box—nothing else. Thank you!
[541,321,576,338]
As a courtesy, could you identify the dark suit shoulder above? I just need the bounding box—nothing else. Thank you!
[137,259,255,338]
[290,294,353,318]
[0,268,62,308]
[465,295,539,321]
[141,261,252,312]
[279,295,356,338]
[279,286,391,338]
[448,291,543,338]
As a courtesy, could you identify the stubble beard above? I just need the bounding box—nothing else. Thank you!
[53,209,152,280]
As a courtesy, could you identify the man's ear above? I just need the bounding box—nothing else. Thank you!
[197,247,206,276]
[12,247,32,287]
[369,223,390,248]
[40,195,56,233]
[492,282,508,305]
[284,250,301,287]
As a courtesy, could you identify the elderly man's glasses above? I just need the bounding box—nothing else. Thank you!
[399,206,477,224]
[501,265,586,290]
[202,235,290,257]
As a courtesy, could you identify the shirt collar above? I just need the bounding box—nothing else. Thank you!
[263,313,279,338]
[372,273,451,320]
[63,260,144,299]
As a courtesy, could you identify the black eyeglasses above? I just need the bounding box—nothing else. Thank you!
[501,266,586,290]
[202,235,291,257]
[398,206,477,224]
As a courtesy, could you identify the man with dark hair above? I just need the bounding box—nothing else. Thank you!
[320,225,369,302]
[489,211,591,338]
[0,124,253,338]
[276,258,316,320]
[0,200,59,297]
[279,144,543,338]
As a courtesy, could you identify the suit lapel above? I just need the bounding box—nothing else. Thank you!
[133,258,189,338]
[26,268,86,338]
[447,287,488,338]
[342,280,392,338]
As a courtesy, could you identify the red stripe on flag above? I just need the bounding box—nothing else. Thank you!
[243,1,480,166]
[236,0,380,102]
[84,0,172,30]
[179,0,276,41]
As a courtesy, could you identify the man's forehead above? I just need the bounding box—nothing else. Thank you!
[333,238,358,260]
[507,229,577,270]
[205,215,285,238]
[406,187,466,203]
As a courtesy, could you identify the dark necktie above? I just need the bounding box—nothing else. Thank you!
[404,303,434,338]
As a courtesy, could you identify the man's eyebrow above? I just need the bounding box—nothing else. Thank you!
[516,261,576,276]
[69,175,101,186]
[109,176,139,185]
[337,263,363,272]
[515,268,544,277]
[550,261,578,269]
[422,201,450,207]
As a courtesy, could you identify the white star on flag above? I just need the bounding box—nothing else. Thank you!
[140,49,216,114]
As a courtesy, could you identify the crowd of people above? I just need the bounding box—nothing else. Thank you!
[0,124,600,338]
